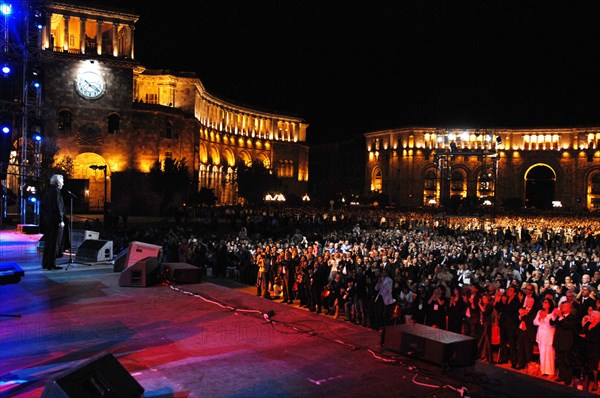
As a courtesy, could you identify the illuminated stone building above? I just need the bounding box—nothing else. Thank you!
[365,127,600,212]
[1,1,308,218]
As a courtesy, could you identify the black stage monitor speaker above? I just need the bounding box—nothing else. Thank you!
[41,352,144,398]
[382,323,476,367]
[71,230,100,252]
[123,241,163,269]
[74,239,113,263]
[162,262,202,284]
[118,256,161,287]
[0,262,24,284]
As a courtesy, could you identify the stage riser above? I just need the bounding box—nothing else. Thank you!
[17,224,39,234]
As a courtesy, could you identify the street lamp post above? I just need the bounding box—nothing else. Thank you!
[89,164,107,216]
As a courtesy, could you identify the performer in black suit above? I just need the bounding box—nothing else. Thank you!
[550,300,579,386]
[40,174,65,270]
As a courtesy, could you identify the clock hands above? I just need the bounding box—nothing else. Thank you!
[84,79,101,91]
[76,71,104,98]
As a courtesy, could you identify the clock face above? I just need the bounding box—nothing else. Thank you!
[75,70,106,100]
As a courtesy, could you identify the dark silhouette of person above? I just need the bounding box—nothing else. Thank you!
[280,250,295,304]
[515,292,538,369]
[495,285,521,365]
[550,300,579,386]
[40,174,65,270]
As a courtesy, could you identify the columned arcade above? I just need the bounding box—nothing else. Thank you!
[365,127,600,212]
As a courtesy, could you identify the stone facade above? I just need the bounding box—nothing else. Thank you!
[365,127,600,212]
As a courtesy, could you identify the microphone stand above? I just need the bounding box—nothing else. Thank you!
[64,190,78,270]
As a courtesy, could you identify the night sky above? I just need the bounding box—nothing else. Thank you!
[107,1,600,145]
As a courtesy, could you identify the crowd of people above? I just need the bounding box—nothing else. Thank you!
[100,207,600,392]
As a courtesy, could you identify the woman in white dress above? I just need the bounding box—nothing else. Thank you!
[533,297,556,376]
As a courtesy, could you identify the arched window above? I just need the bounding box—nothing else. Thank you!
[424,169,437,191]
[423,168,438,205]
[58,110,72,131]
[108,114,120,134]
[371,167,382,192]
[160,120,173,138]
[591,173,600,195]
[478,168,493,193]
[166,121,173,138]
[451,170,464,192]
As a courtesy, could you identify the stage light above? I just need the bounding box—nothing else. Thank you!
[32,133,42,142]
[1,125,10,134]
[33,10,45,30]
[25,185,38,204]
[1,65,10,75]
[32,81,40,88]
[0,3,12,16]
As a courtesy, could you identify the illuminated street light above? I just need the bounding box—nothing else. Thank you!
[264,193,285,203]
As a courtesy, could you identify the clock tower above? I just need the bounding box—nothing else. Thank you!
[33,1,142,214]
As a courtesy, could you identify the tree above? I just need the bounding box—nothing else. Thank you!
[53,156,74,179]
[235,159,282,206]
[38,137,73,185]
[149,157,190,216]
[192,187,217,206]
[366,191,389,207]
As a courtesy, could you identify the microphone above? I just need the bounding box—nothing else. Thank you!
[66,190,79,199]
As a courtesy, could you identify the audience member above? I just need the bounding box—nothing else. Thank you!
[478,293,495,363]
[550,301,579,386]
[580,310,600,391]
[533,297,556,377]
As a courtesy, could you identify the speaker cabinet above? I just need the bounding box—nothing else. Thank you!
[71,230,100,252]
[0,262,24,284]
[74,240,113,263]
[123,241,163,269]
[382,323,476,367]
[162,262,202,284]
[41,352,144,398]
[118,257,161,287]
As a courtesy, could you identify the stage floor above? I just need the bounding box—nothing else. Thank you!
[0,228,596,398]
